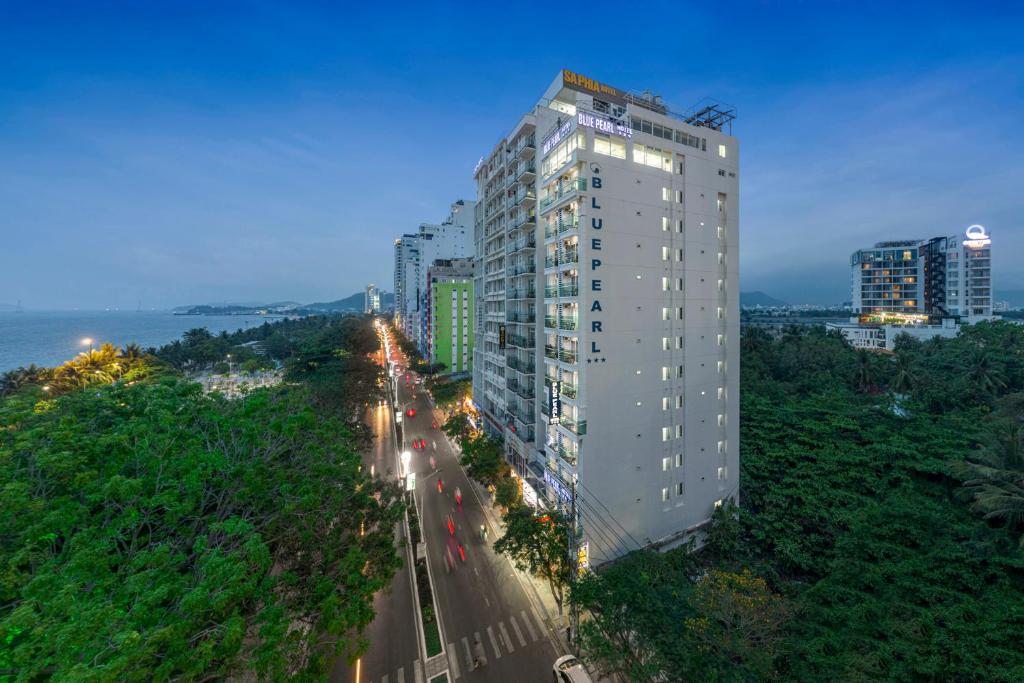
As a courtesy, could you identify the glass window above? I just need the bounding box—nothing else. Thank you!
[662,216,670,231]
[594,134,611,156]
[718,144,727,158]
[675,453,683,467]
[662,487,670,502]
[662,457,671,471]
[609,137,626,159]
[676,482,684,495]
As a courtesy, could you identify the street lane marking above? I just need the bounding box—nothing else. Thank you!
[414,659,423,683]
[531,609,546,638]
[447,643,461,680]
[486,625,502,659]
[397,666,405,683]
[521,610,538,641]
[499,621,514,653]
[510,614,527,647]
[461,637,472,669]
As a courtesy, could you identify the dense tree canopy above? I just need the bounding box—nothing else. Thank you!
[577,322,1024,682]
[0,315,403,681]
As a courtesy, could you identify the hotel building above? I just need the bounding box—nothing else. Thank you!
[427,258,474,376]
[832,225,994,350]
[472,70,739,565]
[365,283,381,314]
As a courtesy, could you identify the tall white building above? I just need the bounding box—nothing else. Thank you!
[472,70,739,566]
[394,200,475,348]
[365,283,381,314]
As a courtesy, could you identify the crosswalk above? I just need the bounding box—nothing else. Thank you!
[362,609,549,683]
[447,609,548,679]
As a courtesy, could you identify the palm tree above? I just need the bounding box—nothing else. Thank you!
[889,352,915,395]
[854,350,876,392]
[1,365,44,395]
[121,343,145,362]
[965,348,1007,396]
[957,422,1024,545]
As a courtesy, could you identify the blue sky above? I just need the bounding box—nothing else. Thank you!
[1,0,1021,308]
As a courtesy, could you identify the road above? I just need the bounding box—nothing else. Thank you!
[330,401,421,683]
[334,326,562,682]
[395,372,561,682]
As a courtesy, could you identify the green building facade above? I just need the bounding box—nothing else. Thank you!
[430,277,474,375]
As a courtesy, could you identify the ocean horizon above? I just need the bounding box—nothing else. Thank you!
[0,310,289,372]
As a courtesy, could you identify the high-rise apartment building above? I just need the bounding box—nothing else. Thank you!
[850,225,993,323]
[472,70,739,566]
[365,283,381,314]
[427,258,474,376]
[393,200,475,348]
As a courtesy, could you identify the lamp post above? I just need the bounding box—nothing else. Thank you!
[80,337,94,353]
[400,449,412,478]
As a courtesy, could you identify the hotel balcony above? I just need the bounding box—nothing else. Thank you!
[514,136,536,160]
[557,444,578,467]
[544,250,578,271]
[506,310,536,324]
[544,344,558,361]
[507,333,535,349]
[544,283,579,299]
[507,380,535,401]
[514,188,537,208]
[506,236,536,255]
[508,262,536,277]
[543,315,578,332]
[544,216,579,241]
[506,287,536,300]
[507,356,535,375]
[540,179,586,211]
[559,416,587,436]
[509,404,535,427]
[558,348,578,364]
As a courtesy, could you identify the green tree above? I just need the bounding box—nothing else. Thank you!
[494,506,572,615]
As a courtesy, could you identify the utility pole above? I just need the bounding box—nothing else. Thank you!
[567,473,580,650]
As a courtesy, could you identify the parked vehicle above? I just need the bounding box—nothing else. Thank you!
[552,655,593,683]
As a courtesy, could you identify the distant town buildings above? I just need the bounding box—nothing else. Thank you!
[829,225,994,350]
[426,258,474,375]
[392,200,475,352]
[472,69,739,566]
[364,284,381,314]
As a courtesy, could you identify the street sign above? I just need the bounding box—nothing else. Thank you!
[406,473,416,491]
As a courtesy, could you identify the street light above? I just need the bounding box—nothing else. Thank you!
[400,450,411,477]
[80,337,94,352]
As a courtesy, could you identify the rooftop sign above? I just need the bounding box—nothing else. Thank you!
[562,69,625,106]
[577,111,632,139]
[963,224,991,249]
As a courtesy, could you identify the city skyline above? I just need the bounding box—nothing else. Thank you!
[2,2,1022,309]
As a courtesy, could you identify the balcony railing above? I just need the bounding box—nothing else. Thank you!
[559,283,579,297]
[506,311,536,324]
[544,315,558,328]
[559,417,587,436]
[544,216,579,239]
[508,333,535,348]
[540,179,586,209]
[506,236,536,254]
[558,348,578,364]
[557,444,578,466]
[559,317,578,331]
[561,381,578,399]
[508,357,535,374]
[506,288,536,300]
[544,250,579,269]
[544,345,558,360]
[514,189,537,207]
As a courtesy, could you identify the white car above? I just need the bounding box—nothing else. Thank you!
[552,655,593,683]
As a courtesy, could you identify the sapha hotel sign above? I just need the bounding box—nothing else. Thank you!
[562,69,626,106]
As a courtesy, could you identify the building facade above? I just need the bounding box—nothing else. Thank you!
[365,283,381,314]
[393,200,475,348]
[850,225,993,324]
[472,70,740,566]
[428,258,474,376]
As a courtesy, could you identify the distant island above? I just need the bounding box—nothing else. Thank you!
[174,291,394,316]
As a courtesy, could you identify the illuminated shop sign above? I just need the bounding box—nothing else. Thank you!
[577,111,632,139]
[561,69,626,106]
[542,118,574,155]
[962,224,991,249]
[547,380,562,424]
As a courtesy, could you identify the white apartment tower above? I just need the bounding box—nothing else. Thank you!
[472,70,739,566]
[394,200,475,348]
[365,283,381,314]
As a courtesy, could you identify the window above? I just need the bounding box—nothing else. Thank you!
[662,307,671,320]
[675,424,683,438]
[662,457,671,471]
[677,278,684,291]
[717,333,725,346]
[593,133,624,159]
[718,387,725,400]
[675,453,683,467]
[714,499,723,509]
[676,219,684,233]
[718,360,726,373]
[676,395,683,409]
[676,482,684,496]
[661,246,670,261]
[662,337,671,350]
[662,427,671,442]
[633,144,672,171]
[677,307,684,319]
[718,466,728,480]
[718,144,727,158]
[676,190,684,203]
[717,307,725,319]
[662,277,670,291]
[662,187,671,201]
[662,487,670,502]
[662,397,670,410]
[717,225,725,240]
[717,440,726,454]
[662,216,669,231]
[677,248,684,261]
[718,252,725,265]
[662,367,670,381]
[718,414,726,426]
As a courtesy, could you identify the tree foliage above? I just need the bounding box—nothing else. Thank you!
[0,315,403,680]
[494,506,572,614]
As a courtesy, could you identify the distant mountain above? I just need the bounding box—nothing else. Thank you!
[171,301,301,313]
[307,291,395,312]
[741,291,788,307]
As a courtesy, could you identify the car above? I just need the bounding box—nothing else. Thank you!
[552,655,593,683]
[406,408,416,417]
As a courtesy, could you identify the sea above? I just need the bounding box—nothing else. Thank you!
[0,310,285,372]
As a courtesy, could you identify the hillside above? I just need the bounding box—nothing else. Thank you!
[740,291,788,307]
